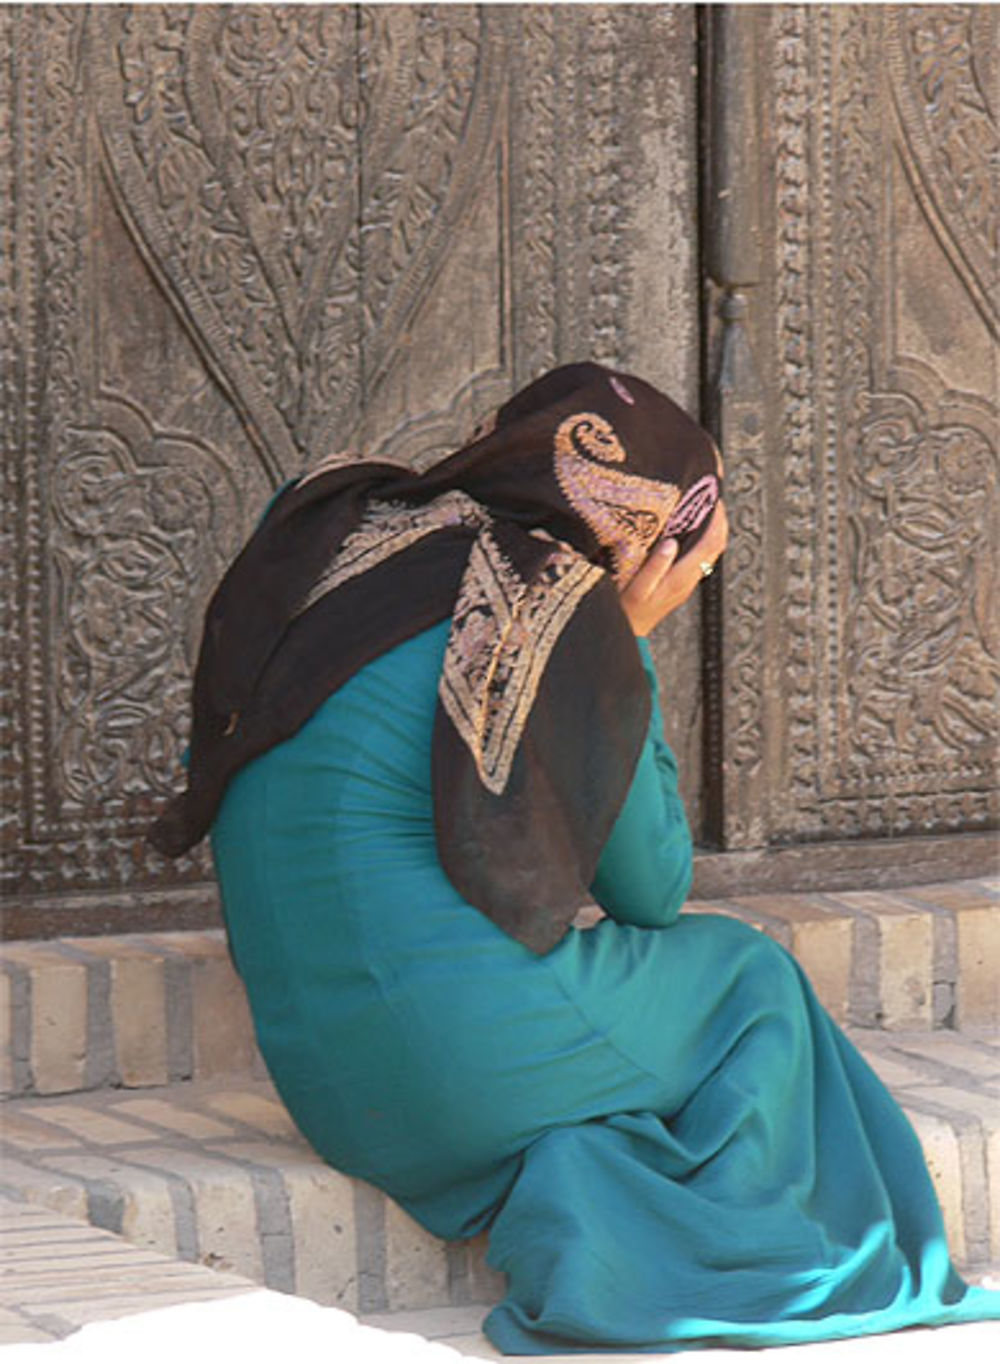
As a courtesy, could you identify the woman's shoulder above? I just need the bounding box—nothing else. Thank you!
[316,618,452,729]
[360,618,452,681]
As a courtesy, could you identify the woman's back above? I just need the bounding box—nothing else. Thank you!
[209,617,723,1235]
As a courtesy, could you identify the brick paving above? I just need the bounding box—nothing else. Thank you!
[0,1195,253,1344]
[0,1198,996,1359]
[0,1197,495,1357]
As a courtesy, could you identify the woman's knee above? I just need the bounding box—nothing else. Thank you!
[680,911,808,1010]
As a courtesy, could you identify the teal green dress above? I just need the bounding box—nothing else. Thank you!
[210,622,1000,1352]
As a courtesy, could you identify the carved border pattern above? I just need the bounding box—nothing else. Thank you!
[719,388,766,848]
[772,5,819,836]
[25,4,83,856]
[0,5,20,884]
[582,6,627,371]
[510,5,558,385]
[821,3,877,836]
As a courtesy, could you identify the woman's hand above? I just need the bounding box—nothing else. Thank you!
[619,500,729,637]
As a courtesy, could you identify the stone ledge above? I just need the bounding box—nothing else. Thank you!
[1,1029,996,1317]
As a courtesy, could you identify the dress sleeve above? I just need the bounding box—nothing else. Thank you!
[587,637,693,928]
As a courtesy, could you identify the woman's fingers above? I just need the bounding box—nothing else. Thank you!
[676,499,728,581]
[652,500,728,597]
[627,535,680,603]
[619,500,729,636]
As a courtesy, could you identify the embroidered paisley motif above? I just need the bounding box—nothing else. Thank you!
[553,413,681,586]
[665,474,720,537]
[555,412,628,464]
[294,405,701,800]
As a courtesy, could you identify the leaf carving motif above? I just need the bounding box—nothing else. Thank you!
[845,365,998,780]
[52,410,241,808]
[888,5,998,329]
[93,4,502,478]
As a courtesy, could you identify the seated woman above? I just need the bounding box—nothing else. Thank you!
[152,364,1000,1353]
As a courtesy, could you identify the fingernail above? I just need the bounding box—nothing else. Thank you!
[657,536,679,559]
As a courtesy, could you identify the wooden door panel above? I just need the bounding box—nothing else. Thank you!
[713,5,997,858]
[3,4,700,935]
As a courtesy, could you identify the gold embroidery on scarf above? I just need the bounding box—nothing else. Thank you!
[294,478,604,798]
[553,413,681,586]
[554,412,628,464]
[295,491,487,617]
[440,534,603,795]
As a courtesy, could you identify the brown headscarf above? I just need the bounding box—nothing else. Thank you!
[150,363,720,952]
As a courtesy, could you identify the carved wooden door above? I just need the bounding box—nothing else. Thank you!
[3,5,702,936]
[6,5,994,939]
[702,5,997,889]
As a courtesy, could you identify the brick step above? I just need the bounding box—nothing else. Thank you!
[2,1028,998,1320]
[0,1076,502,1317]
[688,876,999,1032]
[3,878,998,1101]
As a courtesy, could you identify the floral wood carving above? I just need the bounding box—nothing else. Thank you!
[7,4,653,920]
[770,5,997,842]
[51,402,240,811]
[846,362,997,782]
[886,5,997,331]
[93,4,504,478]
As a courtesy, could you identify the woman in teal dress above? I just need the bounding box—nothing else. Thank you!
[153,364,1000,1352]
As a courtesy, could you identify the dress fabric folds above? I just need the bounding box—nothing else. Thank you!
[210,621,1000,1353]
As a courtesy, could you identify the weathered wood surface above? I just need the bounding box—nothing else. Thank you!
[2,5,700,933]
[2,5,995,937]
